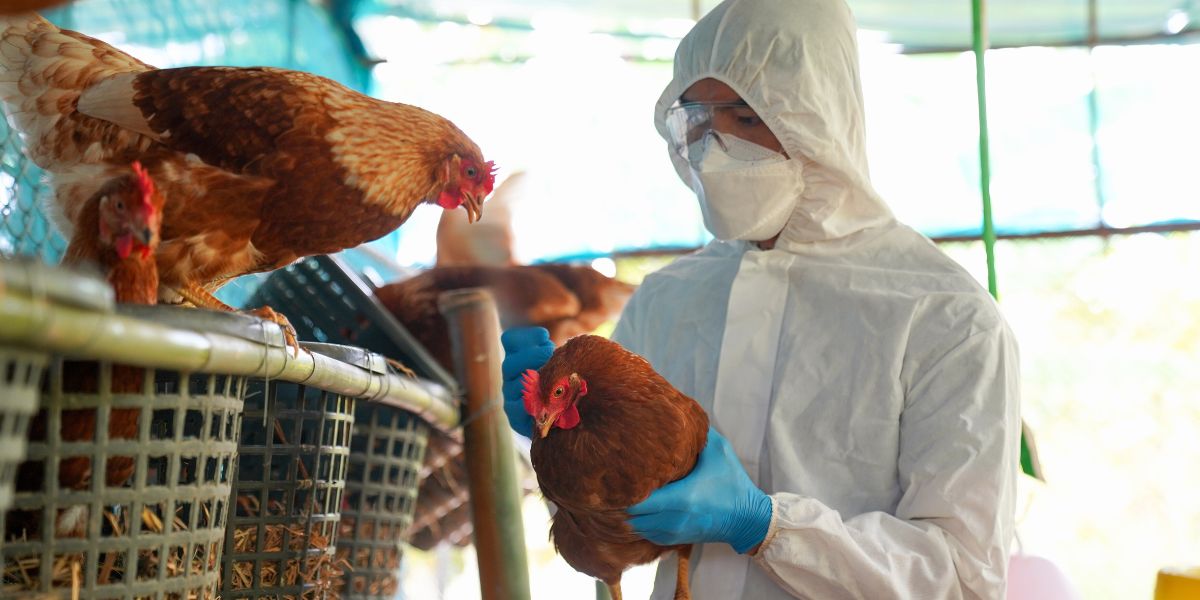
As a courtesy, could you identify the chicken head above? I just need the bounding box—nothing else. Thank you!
[97,161,164,260]
[522,370,587,438]
[435,153,496,223]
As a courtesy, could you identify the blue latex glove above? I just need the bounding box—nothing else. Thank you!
[500,327,555,438]
[627,427,773,554]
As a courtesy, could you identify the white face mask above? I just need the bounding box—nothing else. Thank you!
[682,134,805,242]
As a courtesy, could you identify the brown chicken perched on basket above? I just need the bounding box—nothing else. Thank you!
[9,161,164,540]
[522,335,709,600]
[0,12,495,348]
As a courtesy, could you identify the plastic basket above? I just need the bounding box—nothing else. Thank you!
[221,343,357,599]
[0,359,246,599]
[0,348,49,513]
[247,254,458,392]
[337,397,430,598]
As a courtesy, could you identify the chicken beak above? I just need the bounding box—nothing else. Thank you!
[537,417,554,439]
[463,193,483,224]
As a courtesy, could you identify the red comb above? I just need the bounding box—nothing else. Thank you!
[521,369,540,416]
[130,161,155,210]
[483,160,497,194]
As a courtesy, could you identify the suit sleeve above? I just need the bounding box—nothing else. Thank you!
[609,284,643,352]
[752,324,1021,600]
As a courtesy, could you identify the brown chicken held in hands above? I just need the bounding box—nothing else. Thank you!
[523,335,708,600]
[0,13,495,347]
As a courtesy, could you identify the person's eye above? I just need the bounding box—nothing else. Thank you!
[733,112,763,127]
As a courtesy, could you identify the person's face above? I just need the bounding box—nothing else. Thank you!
[679,78,787,157]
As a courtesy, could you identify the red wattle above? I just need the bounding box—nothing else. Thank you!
[436,189,460,209]
[115,234,134,259]
[556,405,581,430]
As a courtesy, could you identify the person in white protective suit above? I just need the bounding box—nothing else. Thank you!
[501,0,1021,598]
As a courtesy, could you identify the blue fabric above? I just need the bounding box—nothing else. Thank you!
[627,427,773,554]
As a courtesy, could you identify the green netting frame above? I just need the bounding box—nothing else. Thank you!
[222,379,354,598]
[1,361,246,599]
[0,0,368,263]
[972,0,1042,481]
[0,347,48,513]
[337,403,430,599]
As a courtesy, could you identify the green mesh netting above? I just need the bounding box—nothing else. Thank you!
[0,0,368,263]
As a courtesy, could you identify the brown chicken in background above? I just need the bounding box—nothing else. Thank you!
[529,263,635,343]
[524,335,709,600]
[374,265,580,371]
[8,162,165,540]
[435,170,524,268]
[0,1,70,15]
[0,13,495,346]
[432,169,634,343]
[375,261,635,375]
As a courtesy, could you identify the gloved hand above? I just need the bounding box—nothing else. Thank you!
[627,427,773,554]
[500,327,555,438]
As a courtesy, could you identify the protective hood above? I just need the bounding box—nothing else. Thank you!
[654,0,895,248]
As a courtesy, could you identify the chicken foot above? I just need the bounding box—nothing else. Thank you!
[174,281,301,356]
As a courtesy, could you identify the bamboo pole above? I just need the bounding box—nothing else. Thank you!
[439,289,531,600]
[0,283,459,431]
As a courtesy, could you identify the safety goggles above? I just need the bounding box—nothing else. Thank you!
[664,101,787,163]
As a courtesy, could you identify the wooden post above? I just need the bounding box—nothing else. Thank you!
[439,289,531,600]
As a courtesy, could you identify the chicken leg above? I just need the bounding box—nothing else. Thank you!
[674,545,692,599]
[605,581,622,600]
[175,281,302,356]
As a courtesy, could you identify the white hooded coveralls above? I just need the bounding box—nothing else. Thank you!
[610,0,1021,598]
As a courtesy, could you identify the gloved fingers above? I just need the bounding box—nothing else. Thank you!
[628,511,691,537]
[504,412,533,438]
[501,344,555,380]
[501,327,551,352]
[626,478,695,516]
[501,377,528,404]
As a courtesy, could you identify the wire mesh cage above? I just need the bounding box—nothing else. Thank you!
[0,347,49,513]
[221,344,357,599]
[0,359,246,599]
[337,400,431,599]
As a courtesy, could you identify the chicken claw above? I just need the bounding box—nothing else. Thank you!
[385,357,417,379]
[174,282,302,356]
[245,305,302,357]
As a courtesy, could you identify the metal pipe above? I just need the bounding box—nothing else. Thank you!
[930,221,1200,243]
[0,288,459,431]
[899,27,1200,55]
[971,0,999,299]
[1085,0,1110,227]
[439,289,531,600]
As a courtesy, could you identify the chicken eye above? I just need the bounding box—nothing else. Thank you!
[553,386,564,397]
[114,199,125,211]
[465,166,477,178]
